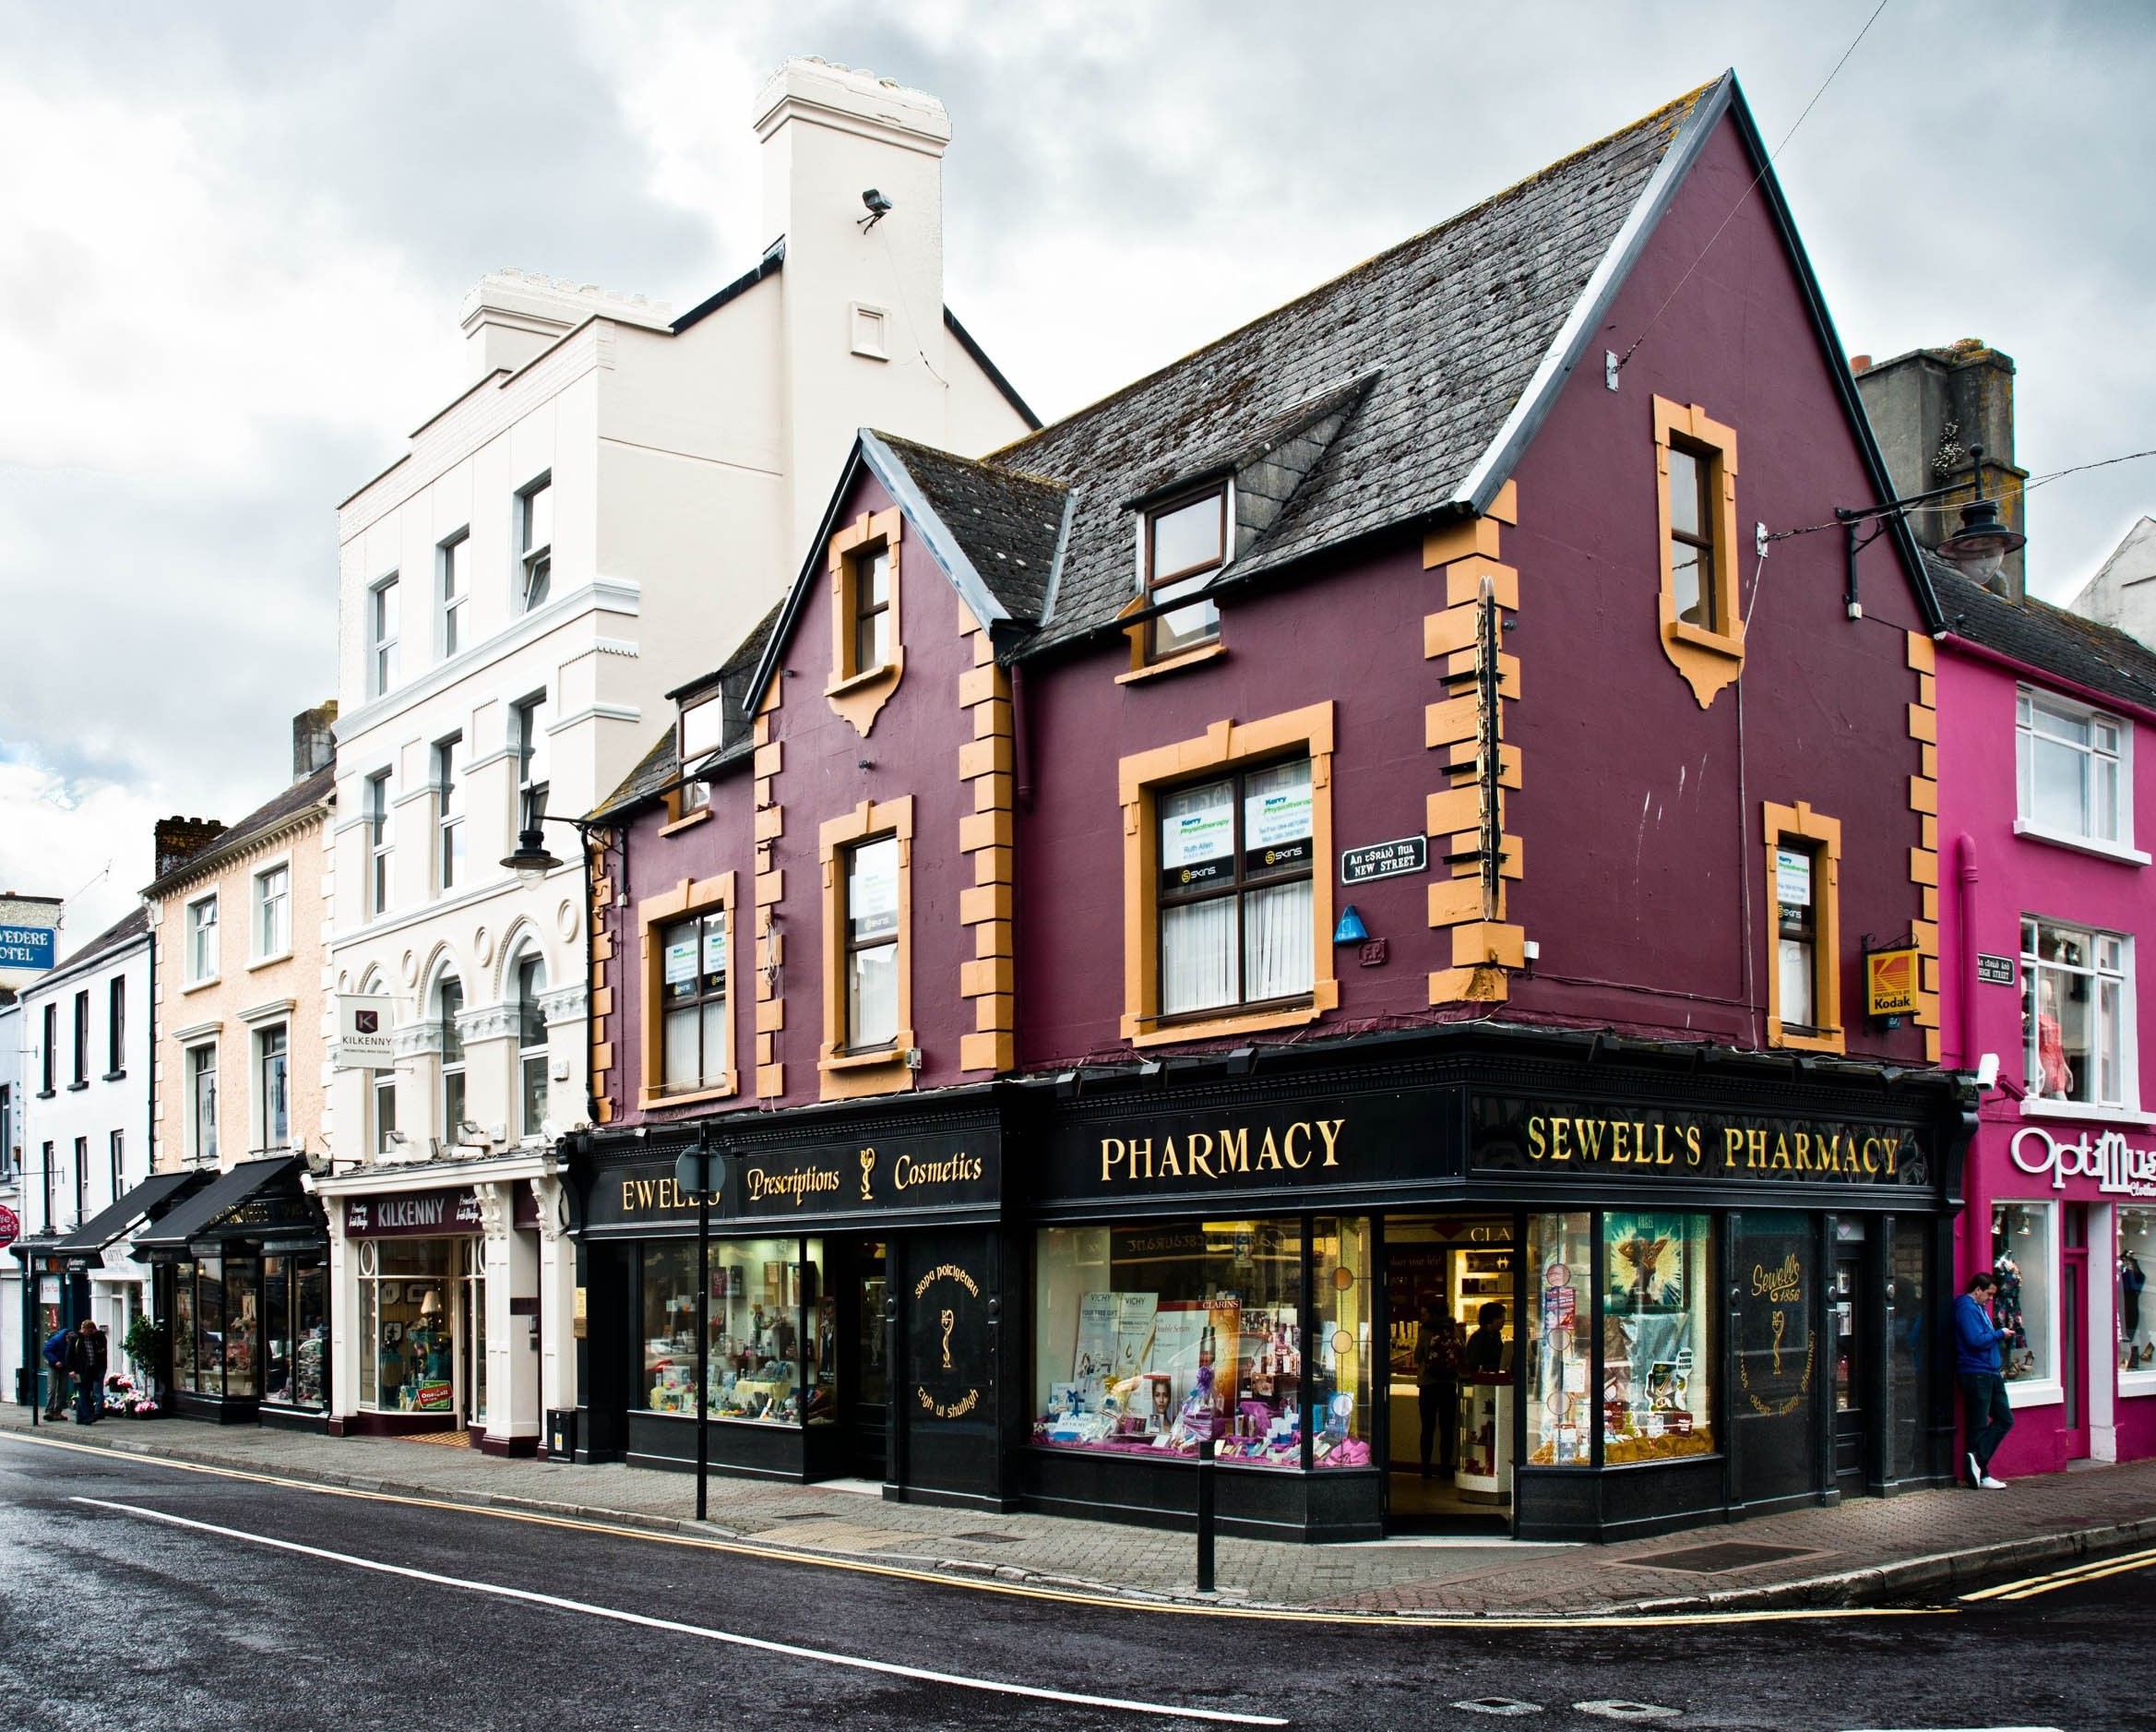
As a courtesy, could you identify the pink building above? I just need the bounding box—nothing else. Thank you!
[1933,559,2156,1471]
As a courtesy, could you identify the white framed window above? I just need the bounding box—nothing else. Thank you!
[366,770,394,916]
[109,1129,123,1202]
[439,529,471,659]
[186,894,220,983]
[515,952,548,1139]
[2022,917,2134,1109]
[1140,485,1229,661]
[1991,1200,2057,1387]
[680,697,722,765]
[107,976,125,1077]
[373,1067,399,1156]
[513,695,550,837]
[187,1043,219,1165]
[254,863,290,961]
[369,575,400,698]
[517,475,553,613]
[435,735,465,892]
[256,1023,290,1151]
[437,976,467,1139]
[2121,1208,2156,1382]
[2018,687,2131,850]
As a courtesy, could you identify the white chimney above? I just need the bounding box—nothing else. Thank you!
[754,59,956,558]
[458,269,673,382]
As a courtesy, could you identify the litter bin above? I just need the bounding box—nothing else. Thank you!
[546,1407,578,1462]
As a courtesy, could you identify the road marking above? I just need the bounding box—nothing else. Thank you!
[0,1429,1943,1631]
[1840,1726,2065,1731]
[1451,1702,1540,1716]
[1960,1543,2156,1602]
[1576,1705,1680,1722]
[69,1496,1286,1726]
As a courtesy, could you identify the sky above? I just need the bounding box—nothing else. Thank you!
[3,0,2152,946]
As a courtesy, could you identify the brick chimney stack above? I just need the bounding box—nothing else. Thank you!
[154,818,225,879]
[292,700,339,782]
[1854,339,2030,600]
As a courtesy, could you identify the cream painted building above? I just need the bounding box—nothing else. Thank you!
[317,59,1034,1454]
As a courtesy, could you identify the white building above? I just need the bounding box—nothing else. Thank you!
[317,58,1033,1453]
[1,992,24,1401]
[2067,516,2156,649]
[9,910,156,1402]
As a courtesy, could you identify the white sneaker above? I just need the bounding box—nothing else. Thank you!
[1966,1451,1983,1486]
[1979,1474,2007,1489]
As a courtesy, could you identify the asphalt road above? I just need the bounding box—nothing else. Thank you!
[0,1431,2145,1731]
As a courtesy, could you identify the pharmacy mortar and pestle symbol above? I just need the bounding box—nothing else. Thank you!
[1770,1308,1787,1374]
[940,1308,955,1369]
[859,1148,876,1200]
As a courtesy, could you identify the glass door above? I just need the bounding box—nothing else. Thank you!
[1732,1212,1820,1505]
[1831,1220,1867,1489]
[1381,1213,1515,1534]
[2063,1205,2090,1459]
[852,1237,888,1479]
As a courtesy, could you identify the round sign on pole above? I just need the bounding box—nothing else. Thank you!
[0,1202,19,1249]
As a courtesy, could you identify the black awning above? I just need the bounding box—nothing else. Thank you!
[133,1155,316,1255]
[49,1170,211,1256]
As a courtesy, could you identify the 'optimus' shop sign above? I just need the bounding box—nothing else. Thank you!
[2009,1125,2156,1199]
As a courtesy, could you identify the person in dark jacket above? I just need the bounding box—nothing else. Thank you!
[1464,1302,1507,1374]
[41,1325,73,1418]
[67,1320,108,1426]
[1415,1301,1460,1477]
[1954,1272,2013,1488]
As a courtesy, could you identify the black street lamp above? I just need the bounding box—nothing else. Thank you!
[500,813,587,881]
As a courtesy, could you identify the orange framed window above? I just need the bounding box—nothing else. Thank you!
[1763,801,1842,1054]
[637,874,736,1107]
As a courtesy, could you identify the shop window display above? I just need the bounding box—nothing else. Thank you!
[357,1239,460,1414]
[1033,1220,1323,1469]
[1527,1213,1590,1466]
[1602,1212,1713,1463]
[196,1256,226,1397]
[172,1260,197,1394]
[2122,1209,2156,1378]
[261,1255,328,1412]
[1312,1217,1372,1468]
[638,1239,828,1426]
[1993,1202,2055,1383]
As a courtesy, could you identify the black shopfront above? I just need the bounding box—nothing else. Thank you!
[573,1094,1013,1510]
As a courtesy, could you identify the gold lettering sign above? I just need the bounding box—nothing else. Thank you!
[616,1176,701,1215]
[1098,1117,1344,1186]
[744,1165,842,1207]
[916,1386,980,1419]
[1521,1114,1906,1181]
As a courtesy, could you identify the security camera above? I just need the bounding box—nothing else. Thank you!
[858,188,893,231]
[1975,1053,2001,1090]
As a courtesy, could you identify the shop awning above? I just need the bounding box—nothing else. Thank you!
[48,1171,210,1256]
[132,1155,314,1255]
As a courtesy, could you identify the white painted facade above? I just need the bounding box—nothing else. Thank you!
[320,60,1032,1451]
[2068,517,2156,650]
[1,996,24,1399]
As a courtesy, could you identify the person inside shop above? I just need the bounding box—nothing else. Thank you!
[1464,1302,1508,1375]
[67,1320,108,1427]
[1416,1299,1461,1477]
[1954,1272,2013,1490]
[41,1323,74,1419]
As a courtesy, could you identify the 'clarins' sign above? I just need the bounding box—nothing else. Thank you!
[343,1188,482,1237]
[1471,1096,1931,1188]
[2009,1125,2156,1199]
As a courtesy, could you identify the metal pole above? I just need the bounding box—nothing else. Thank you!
[1195,1437,1217,1593]
[696,1152,710,1525]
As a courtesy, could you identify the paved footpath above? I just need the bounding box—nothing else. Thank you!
[6,1403,2150,1618]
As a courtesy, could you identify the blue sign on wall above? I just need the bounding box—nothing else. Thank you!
[0,926,56,971]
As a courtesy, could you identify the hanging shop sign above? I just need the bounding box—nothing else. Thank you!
[0,924,55,972]
[335,994,395,1070]
[0,1203,18,1249]
[342,1187,483,1238]
[2008,1126,2156,1200]
[1976,953,2017,987]
[1340,835,1427,885]
[1470,1095,1931,1188]
[1039,1084,1457,1209]
[1864,946,1920,1018]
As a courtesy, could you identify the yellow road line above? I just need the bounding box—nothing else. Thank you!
[1963,1545,2156,1603]
[1,1427,1948,1630]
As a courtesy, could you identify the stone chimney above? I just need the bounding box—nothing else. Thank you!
[1854,340,2030,599]
[756,58,955,557]
[292,700,339,782]
[154,818,225,880]
[458,269,673,383]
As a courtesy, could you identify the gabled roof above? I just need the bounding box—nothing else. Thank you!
[49,905,149,978]
[870,434,1068,626]
[143,762,336,901]
[1932,555,2156,717]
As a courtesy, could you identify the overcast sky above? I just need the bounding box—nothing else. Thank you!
[4,0,2151,945]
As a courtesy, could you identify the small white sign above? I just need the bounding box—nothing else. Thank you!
[663,938,697,985]
[336,994,395,1071]
[1775,848,1812,909]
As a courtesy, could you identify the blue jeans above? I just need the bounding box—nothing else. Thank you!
[75,1378,99,1424]
[1959,1371,2012,1475]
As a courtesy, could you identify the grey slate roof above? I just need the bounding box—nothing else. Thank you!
[142,762,336,900]
[594,603,780,821]
[53,904,149,974]
[1931,555,2156,715]
[873,434,1067,625]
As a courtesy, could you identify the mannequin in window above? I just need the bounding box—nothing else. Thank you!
[2036,977,2072,1098]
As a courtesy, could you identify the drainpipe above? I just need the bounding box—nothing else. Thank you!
[1956,832,1986,1283]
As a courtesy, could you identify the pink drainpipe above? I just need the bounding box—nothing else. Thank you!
[1957,832,1987,1280]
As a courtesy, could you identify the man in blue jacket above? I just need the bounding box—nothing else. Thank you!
[41,1325,73,1419]
[1955,1272,2013,1489]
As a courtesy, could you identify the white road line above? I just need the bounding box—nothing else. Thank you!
[70,1497,1285,1726]
[1840,1726,2066,1730]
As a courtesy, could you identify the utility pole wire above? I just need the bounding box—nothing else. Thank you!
[1614,0,1893,376]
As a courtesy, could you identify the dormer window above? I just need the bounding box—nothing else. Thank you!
[680,696,722,763]
[1144,486,1227,661]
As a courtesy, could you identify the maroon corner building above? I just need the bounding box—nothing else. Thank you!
[566,73,1972,1543]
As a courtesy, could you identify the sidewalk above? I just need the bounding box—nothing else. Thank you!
[6,1403,2150,1618]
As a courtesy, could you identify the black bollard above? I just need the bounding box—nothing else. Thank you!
[1195,1437,1217,1594]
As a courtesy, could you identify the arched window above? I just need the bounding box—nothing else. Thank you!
[437,974,466,1140]
[515,952,548,1138]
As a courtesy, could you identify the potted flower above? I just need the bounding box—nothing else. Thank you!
[121,1316,171,1415]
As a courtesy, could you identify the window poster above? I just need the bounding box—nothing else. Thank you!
[701,921,727,977]
[663,938,697,985]
[1244,767,1313,873]
[851,842,899,938]
[1776,847,1812,909]
[1113,1291,1159,1380]
[1072,1291,1119,1401]
[1604,1213,1686,1312]
[1161,788,1234,889]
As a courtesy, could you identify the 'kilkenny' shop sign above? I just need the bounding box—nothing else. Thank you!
[343,1188,483,1238]
[1471,1095,1931,1188]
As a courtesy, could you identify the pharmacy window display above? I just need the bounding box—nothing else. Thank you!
[637,1238,831,1427]
[1993,1201,2055,1384]
[1032,1218,1371,1469]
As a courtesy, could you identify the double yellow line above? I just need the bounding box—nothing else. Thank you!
[1961,1543,2156,1603]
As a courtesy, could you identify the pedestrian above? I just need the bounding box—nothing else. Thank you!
[41,1324,73,1419]
[1416,1300,1460,1477]
[1464,1301,1507,1374]
[68,1320,108,1427]
[1954,1272,2013,1489]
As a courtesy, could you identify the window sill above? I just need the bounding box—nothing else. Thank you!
[2010,820,2150,866]
[1769,1025,1845,1057]
[181,975,220,995]
[2019,1098,2156,1129]
[2119,1370,2156,1397]
[2004,1378,2063,1410]
[1115,642,1225,686]
[1665,618,1745,660]
[658,808,712,838]
[247,951,293,973]
[65,1081,89,1093]
[824,663,900,699]
[1125,985,1339,1050]
[101,1071,125,1083]
[822,1045,910,1073]
[639,1080,739,1111]
[35,1090,55,1101]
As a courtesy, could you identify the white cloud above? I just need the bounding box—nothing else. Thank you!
[0,755,164,948]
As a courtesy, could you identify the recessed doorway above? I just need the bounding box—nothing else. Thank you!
[1384,1212,1515,1534]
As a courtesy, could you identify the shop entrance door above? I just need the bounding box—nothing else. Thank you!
[2062,1206,2090,1460]
[1831,1221,1868,1491]
[1382,1213,1515,1534]
[851,1238,889,1480]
